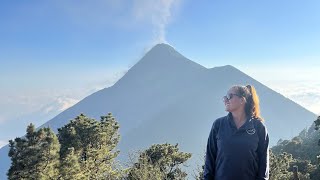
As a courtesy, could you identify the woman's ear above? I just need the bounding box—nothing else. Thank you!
[241,97,246,104]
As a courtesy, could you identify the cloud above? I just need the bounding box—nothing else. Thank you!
[269,81,320,115]
[57,97,79,112]
[55,0,181,44]
[0,68,127,125]
[132,0,180,44]
[290,92,320,115]
[46,1,181,56]
[41,96,79,114]
[0,140,7,148]
[240,63,320,115]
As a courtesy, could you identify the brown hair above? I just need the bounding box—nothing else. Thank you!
[233,85,263,121]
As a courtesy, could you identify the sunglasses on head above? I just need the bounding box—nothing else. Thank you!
[223,93,241,101]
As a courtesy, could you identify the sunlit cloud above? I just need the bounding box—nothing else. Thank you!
[41,96,79,114]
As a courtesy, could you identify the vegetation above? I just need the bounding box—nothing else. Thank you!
[7,113,192,180]
[127,143,191,180]
[7,114,320,180]
[270,116,320,180]
[8,124,60,180]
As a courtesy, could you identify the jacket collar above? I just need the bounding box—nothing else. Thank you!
[227,112,255,130]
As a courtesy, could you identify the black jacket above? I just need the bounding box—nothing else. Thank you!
[204,113,269,180]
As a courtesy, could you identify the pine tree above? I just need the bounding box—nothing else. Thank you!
[269,150,312,180]
[127,152,165,180]
[269,151,294,180]
[127,143,192,180]
[311,115,320,179]
[194,164,204,180]
[58,113,121,179]
[7,124,60,180]
[59,147,83,180]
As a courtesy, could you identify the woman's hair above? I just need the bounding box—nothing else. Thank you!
[233,85,263,121]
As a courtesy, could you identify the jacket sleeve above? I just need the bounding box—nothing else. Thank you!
[204,120,219,180]
[257,122,269,180]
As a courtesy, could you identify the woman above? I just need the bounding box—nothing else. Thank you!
[204,85,269,180]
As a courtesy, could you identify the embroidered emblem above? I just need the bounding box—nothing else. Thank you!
[246,128,256,135]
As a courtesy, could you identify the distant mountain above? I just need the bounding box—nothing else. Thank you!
[0,43,317,179]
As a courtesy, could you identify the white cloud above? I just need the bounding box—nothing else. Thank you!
[55,0,181,44]
[56,97,79,112]
[132,0,181,44]
[41,96,79,114]
[0,140,7,148]
[265,81,320,115]
[0,68,127,125]
[239,63,320,115]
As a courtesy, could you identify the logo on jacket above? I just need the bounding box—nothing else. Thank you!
[246,128,256,135]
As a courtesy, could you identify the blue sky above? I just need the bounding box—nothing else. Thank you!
[1,0,320,147]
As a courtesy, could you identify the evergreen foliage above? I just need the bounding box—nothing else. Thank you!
[9,114,320,179]
[127,143,192,180]
[8,124,60,180]
[8,114,193,180]
[270,116,320,179]
[58,113,121,179]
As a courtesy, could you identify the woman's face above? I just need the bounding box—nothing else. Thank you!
[224,87,244,112]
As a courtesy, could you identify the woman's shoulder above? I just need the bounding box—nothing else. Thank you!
[251,117,266,126]
[211,115,228,128]
[251,117,268,133]
[214,115,229,123]
[212,115,229,129]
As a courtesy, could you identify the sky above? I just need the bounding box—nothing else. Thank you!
[1,0,320,148]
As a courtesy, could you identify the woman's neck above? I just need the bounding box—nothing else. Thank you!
[232,111,247,123]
